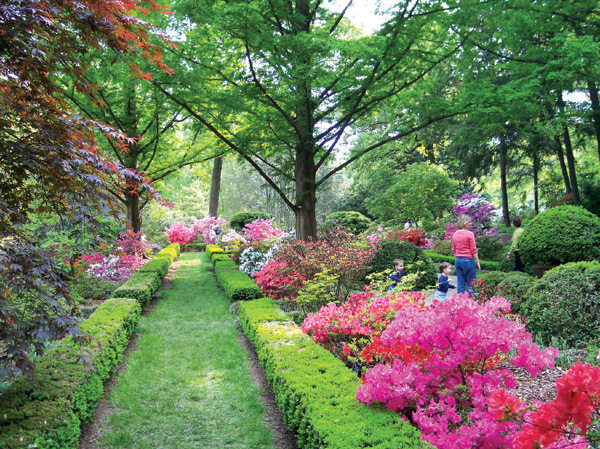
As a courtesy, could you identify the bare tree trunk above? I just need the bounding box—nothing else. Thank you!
[126,191,142,232]
[587,80,600,164]
[208,156,223,217]
[554,136,572,194]
[499,140,510,227]
[533,154,539,214]
[557,94,580,205]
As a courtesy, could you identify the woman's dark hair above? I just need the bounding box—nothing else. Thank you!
[512,216,522,227]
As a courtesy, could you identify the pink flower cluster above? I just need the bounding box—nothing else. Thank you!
[117,230,149,257]
[301,291,427,344]
[164,216,228,244]
[242,218,284,242]
[356,293,558,449]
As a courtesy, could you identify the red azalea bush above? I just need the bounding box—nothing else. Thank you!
[384,227,430,248]
[253,229,376,302]
[301,290,431,367]
[356,293,558,449]
[491,362,600,448]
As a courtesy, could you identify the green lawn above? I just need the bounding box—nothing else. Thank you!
[99,252,275,449]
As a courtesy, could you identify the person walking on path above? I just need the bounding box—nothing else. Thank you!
[452,215,481,294]
[507,216,525,272]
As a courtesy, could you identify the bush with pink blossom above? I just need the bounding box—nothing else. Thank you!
[190,215,228,244]
[164,221,194,244]
[243,218,284,242]
[356,293,558,449]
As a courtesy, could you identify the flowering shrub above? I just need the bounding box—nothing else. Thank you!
[253,229,376,302]
[493,361,600,448]
[87,254,136,282]
[445,193,500,239]
[117,230,149,257]
[301,290,430,367]
[165,221,194,244]
[253,260,306,299]
[190,215,228,244]
[356,293,558,449]
[383,227,431,248]
[239,246,273,276]
[242,218,284,242]
[219,230,247,251]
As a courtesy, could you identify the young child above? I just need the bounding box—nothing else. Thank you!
[435,262,456,301]
[388,259,405,292]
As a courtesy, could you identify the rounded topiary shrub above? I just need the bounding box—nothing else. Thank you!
[496,272,535,314]
[519,205,600,266]
[520,261,600,346]
[229,211,274,232]
[321,211,372,234]
[368,239,436,290]
[477,271,510,290]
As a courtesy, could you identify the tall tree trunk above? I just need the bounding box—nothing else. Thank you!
[208,156,223,217]
[533,154,539,214]
[123,82,141,231]
[557,93,580,205]
[126,192,142,232]
[499,140,510,227]
[587,80,600,164]
[293,0,318,240]
[554,136,572,194]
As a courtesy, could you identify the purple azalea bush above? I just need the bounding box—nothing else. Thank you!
[445,193,500,239]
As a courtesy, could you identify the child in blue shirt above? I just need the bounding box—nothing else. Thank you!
[388,259,405,292]
[435,262,456,301]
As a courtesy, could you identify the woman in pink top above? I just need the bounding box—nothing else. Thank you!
[452,215,481,294]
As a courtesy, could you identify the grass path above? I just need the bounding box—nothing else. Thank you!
[96,252,275,449]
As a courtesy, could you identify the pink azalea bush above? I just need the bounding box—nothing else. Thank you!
[302,290,431,367]
[190,215,228,244]
[356,293,558,449]
[164,216,228,244]
[445,193,500,239]
[117,230,149,257]
[243,218,284,242]
[164,221,194,244]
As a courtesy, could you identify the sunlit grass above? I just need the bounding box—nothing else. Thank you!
[99,252,274,449]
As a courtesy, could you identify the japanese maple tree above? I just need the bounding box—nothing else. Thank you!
[0,0,171,377]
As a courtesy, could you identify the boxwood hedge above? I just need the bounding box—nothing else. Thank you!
[214,260,263,301]
[0,244,179,448]
[238,298,432,449]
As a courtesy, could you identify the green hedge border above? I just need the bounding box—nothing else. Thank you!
[0,244,180,448]
[237,298,431,449]
[424,250,499,271]
[214,259,263,301]
[182,242,207,252]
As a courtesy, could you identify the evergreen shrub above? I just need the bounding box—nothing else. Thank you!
[477,271,510,290]
[214,262,263,301]
[138,257,170,278]
[496,272,535,313]
[112,271,161,306]
[182,242,207,252]
[519,205,600,265]
[521,261,600,346]
[321,211,372,234]
[237,298,431,449]
[229,212,274,231]
[0,297,141,449]
[369,240,436,290]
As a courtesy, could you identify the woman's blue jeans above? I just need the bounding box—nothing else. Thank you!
[455,257,476,295]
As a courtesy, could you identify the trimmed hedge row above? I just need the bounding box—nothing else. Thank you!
[113,244,180,306]
[0,243,180,449]
[214,259,263,301]
[0,298,141,449]
[237,298,431,449]
[424,250,499,271]
[206,244,224,261]
[182,242,207,252]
